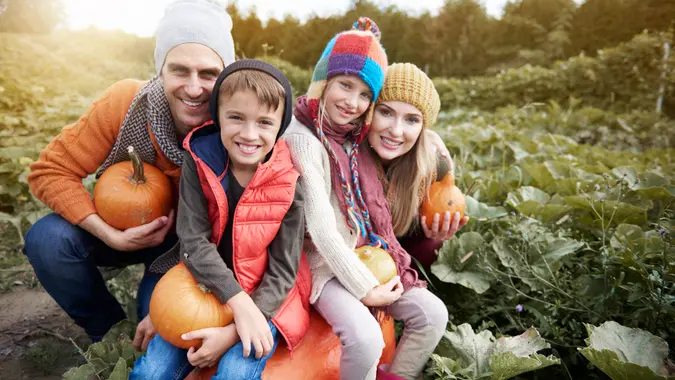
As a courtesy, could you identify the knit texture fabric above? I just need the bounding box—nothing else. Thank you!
[154,0,235,74]
[306,17,388,134]
[377,63,441,129]
[283,119,380,303]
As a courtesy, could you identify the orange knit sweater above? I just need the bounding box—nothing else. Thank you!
[28,79,182,225]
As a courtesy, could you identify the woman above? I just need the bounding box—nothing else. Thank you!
[366,62,470,268]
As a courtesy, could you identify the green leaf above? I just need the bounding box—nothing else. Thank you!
[465,195,508,221]
[610,224,645,253]
[541,238,584,263]
[62,363,97,380]
[107,357,130,380]
[102,320,136,343]
[437,324,559,380]
[578,321,675,380]
[612,166,639,186]
[431,232,492,294]
[490,352,560,380]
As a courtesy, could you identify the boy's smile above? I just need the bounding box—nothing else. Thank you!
[219,90,283,174]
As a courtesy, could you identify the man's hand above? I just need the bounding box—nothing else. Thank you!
[183,325,239,368]
[133,315,157,351]
[226,291,274,359]
[79,210,175,251]
[360,276,403,307]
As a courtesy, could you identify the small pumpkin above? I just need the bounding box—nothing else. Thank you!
[94,146,173,230]
[149,262,234,349]
[185,312,397,380]
[420,172,466,229]
[355,246,398,285]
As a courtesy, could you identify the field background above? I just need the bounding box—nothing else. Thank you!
[0,0,673,379]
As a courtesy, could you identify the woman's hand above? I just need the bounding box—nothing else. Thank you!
[183,325,239,368]
[420,211,469,242]
[425,129,454,174]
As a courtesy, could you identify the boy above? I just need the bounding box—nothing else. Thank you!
[131,59,311,380]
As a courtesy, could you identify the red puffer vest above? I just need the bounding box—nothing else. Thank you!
[184,122,311,353]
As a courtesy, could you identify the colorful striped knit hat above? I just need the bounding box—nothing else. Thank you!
[306,17,388,142]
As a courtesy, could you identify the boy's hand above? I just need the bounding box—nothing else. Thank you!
[183,324,239,368]
[360,276,403,307]
[132,314,156,351]
[226,291,274,359]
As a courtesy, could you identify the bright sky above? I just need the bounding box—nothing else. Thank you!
[65,0,515,37]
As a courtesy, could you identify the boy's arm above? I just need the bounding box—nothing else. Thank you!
[27,79,141,225]
[177,151,243,304]
[249,183,305,318]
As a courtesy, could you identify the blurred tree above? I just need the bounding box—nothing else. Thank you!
[0,0,65,34]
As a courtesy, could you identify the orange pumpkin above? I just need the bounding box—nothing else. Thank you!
[420,172,466,229]
[94,146,172,230]
[149,263,234,349]
[355,246,398,285]
[185,311,397,380]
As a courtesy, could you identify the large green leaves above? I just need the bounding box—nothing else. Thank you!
[429,323,559,380]
[579,321,675,380]
[62,320,141,380]
[432,232,493,294]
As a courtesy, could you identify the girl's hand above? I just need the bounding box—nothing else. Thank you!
[226,291,274,359]
[420,212,469,242]
[360,276,403,307]
[183,324,239,368]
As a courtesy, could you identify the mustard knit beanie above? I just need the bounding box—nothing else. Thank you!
[377,63,440,129]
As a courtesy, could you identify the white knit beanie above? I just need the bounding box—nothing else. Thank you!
[154,0,235,74]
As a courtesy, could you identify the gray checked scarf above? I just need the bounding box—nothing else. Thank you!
[96,76,184,178]
[97,76,184,274]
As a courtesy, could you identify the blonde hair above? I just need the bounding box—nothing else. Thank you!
[377,130,437,237]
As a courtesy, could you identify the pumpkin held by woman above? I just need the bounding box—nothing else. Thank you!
[185,311,397,380]
[94,146,173,230]
[149,263,234,349]
[420,172,466,229]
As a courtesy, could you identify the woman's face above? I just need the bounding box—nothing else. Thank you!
[367,101,424,165]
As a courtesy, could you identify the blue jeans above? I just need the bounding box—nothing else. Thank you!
[130,321,279,380]
[22,213,174,341]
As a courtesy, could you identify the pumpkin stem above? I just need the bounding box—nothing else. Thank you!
[197,283,211,294]
[127,146,146,184]
[447,200,454,207]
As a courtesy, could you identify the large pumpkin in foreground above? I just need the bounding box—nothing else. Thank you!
[149,263,234,349]
[94,146,172,230]
[186,312,397,380]
[355,245,398,285]
[420,172,466,229]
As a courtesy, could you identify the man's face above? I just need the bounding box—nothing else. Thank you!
[161,43,224,137]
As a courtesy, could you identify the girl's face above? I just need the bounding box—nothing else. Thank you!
[368,101,424,165]
[322,75,372,125]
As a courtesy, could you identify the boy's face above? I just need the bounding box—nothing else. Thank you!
[219,90,283,171]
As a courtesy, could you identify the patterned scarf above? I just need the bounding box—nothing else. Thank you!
[97,76,184,177]
[294,96,425,298]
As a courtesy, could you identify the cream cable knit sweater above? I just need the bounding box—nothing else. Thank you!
[283,118,380,303]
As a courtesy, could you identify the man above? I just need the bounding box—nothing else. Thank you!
[22,0,235,348]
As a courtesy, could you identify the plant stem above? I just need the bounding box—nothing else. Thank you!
[127,146,146,184]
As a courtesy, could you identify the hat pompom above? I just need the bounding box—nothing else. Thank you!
[352,17,381,41]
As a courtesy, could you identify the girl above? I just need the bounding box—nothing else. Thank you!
[367,63,470,268]
[283,18,447,380]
